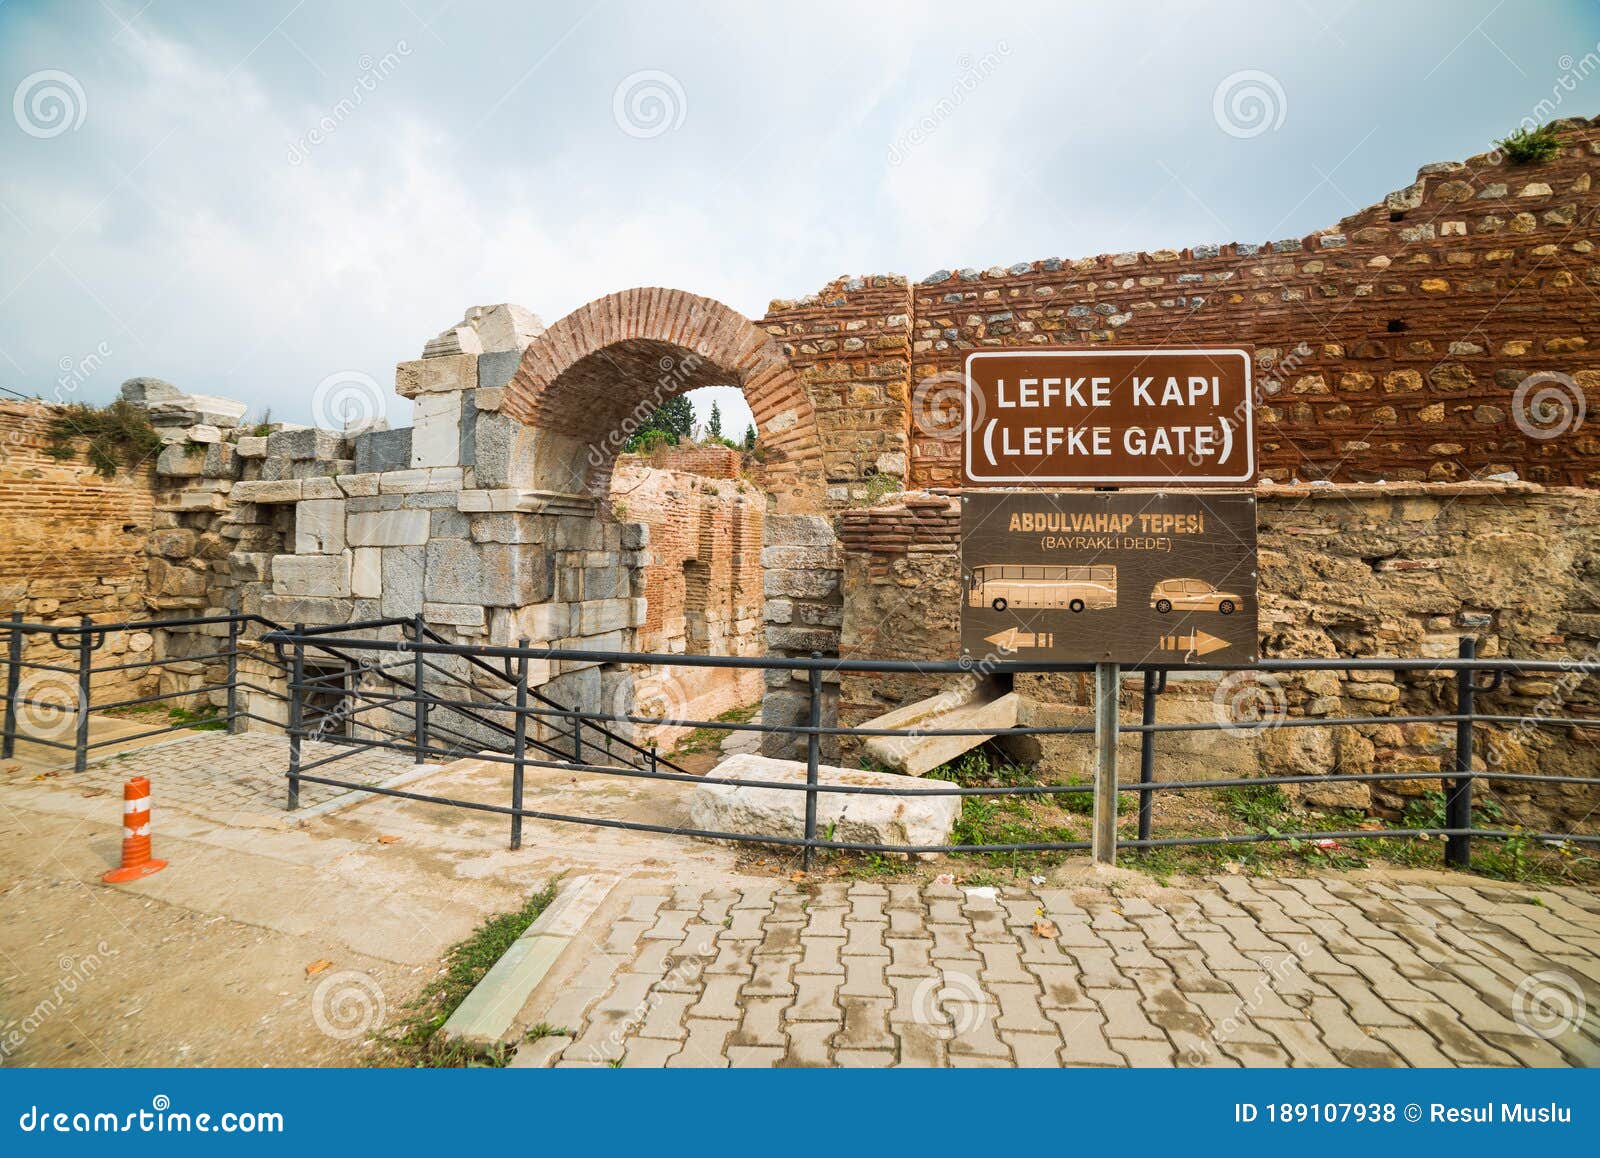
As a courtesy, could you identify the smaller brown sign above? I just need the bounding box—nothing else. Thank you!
[960,490,1258,664]
[964,347,1254,486]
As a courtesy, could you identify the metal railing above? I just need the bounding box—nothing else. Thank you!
[0,611,284,770]
[258,626,1600,871]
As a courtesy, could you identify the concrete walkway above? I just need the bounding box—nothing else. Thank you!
[511,875,1600,1068]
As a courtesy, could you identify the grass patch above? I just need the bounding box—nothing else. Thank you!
[376,879,559,1067]
[925,748,1085,876]
[100,702,227,731]
[668,702,759,758]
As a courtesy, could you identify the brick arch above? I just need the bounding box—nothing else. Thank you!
[500,288,825,512]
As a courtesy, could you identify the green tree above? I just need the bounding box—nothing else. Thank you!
[742,424,756,451]
[624,395,694,452]
[707,400,723,440]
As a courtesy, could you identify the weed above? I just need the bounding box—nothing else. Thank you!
[46,400,162,476]
[525,1022,572,1042]
[1496,125,1561,164]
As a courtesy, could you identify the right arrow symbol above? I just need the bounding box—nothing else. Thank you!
[1159,630,1231,657]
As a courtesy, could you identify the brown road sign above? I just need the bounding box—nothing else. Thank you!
[960,490,1258,665]
[963,347,1254,486]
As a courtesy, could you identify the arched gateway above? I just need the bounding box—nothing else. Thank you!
[501,288,827,514]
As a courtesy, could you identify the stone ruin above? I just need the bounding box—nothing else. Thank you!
[7,115,1600,831]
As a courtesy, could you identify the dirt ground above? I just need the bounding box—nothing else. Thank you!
[0,827,427,1067]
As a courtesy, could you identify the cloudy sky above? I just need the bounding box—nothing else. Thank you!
[3,0,1598,435]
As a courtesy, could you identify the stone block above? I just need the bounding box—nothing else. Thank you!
[764,569,839,599]
[271,551,352,598]
[202,441,238,478]
[266,427,345,461]
[352,548,383,599]
[765,626,837,653]
[335,473,381,498]
[425,539,548,606]
[458,389,477,468]
[235,436,268,458]
[431,507,471,539]
[259,594,355,625]
[686,754,957,851]
[120,376,186,405]
[379,466,462,494]
[146,558,207,599]
[149,528,197,558]
[412,392,462,468]
[380,546,426,618]
[424,602,486,628]
[471,411,528,488]
[766,514,837,547]
[577,598,632,636]
[477,350,521,391]
[156,444,206,477]
[186,423,222,443]
[348,509,430,547]
[395,354,475,398]
[621,523,649,550]
[762,545,842,570]
[353,427,413,474]
[294,498,347,554]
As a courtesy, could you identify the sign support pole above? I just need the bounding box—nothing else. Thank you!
[1092,661,1120,866]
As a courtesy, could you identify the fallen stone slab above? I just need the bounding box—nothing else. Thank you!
[861,678,1020,776]
[686,753,958,852]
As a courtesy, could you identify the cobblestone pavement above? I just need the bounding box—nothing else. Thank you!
[514,875,1600,1068]
[7,731,416,822]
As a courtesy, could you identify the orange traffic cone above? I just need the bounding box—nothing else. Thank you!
[102,776,167,883]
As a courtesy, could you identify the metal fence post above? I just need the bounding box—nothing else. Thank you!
[1092,662,1121,866]
[225,615,241,734]
[572,706,584,764]
[1446,636,1476,869]
[2,612,21,759]
[802,653,822,872]
[510,637,529,851]
[1138,668,1158,844]
[73,616,92,774]
[286,624,305,811]
[411,613,428,763]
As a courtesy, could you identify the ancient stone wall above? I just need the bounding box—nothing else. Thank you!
[903,116,1600,490]
[762,276,913,501]
[0,400,161,705]
[834,483,1600,830]
[610,448,765,746]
